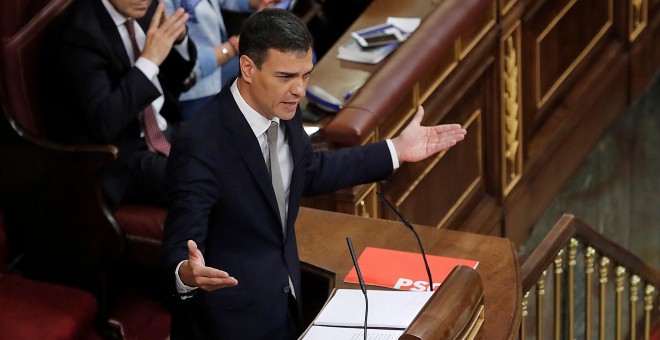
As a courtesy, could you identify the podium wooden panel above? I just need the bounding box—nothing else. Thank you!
[295,207,521,339]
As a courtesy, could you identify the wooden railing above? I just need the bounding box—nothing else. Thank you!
[520,214,659,339]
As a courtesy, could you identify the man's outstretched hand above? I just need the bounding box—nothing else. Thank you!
[391,106,467,163]
[178,240,238,291]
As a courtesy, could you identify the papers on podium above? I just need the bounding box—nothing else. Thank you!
[302,326,402,339]
[301,289,433,339]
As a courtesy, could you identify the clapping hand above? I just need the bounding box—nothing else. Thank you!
[142,3,189,66]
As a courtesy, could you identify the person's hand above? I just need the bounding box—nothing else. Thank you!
[391,106,467,163]
[141,3,189,66]
[178,240,238,291]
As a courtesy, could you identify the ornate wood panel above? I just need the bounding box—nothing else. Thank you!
[302,0,660,242]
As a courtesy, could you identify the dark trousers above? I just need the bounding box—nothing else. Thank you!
[121,124,178,208]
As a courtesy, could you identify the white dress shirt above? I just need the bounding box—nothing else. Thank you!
[175,79,400,297]
[101,0,190,134]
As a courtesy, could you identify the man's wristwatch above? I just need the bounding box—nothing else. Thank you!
[220,46,231,58]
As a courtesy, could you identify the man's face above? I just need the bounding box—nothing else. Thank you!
[240,48,314,121]
[109,0,152,19]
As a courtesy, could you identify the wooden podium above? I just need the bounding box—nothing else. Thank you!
[295,207,521,339]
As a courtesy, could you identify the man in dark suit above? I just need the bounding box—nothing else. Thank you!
[40,0,195,209]
[162,8,467,339]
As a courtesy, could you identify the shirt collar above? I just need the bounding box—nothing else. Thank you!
[230,79,280,138]
[101,0,130,28]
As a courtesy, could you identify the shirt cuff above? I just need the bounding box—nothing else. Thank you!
[173,35,191,61]
[135,57,160,80]
[385,139,399,170]
[175,260,198,299]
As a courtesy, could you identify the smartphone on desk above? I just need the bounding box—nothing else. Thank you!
[351,23,406,47]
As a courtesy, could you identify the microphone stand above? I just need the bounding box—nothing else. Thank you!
[377,191,435,292]
[346,237,368,340]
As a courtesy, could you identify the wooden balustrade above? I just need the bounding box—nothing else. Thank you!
[520,214,659,339]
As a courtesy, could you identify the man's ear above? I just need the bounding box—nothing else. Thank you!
[239,55,255,84]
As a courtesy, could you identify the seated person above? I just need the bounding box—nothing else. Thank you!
[40,0,196,210]
[164,0,281,119]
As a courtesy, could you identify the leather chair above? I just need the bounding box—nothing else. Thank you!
[0,209,102,340]
[0,0,166,292]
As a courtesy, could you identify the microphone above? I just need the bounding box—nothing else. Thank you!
[346,237,368,340]
[377,191,435,292]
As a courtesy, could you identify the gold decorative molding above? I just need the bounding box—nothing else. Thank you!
[459,2,496,60]
[354,183,377,217]
[535,0,613,109]
[501,23,522,197]
[357,200,370,218]
[500,0,515,16]
[629,0,648,41]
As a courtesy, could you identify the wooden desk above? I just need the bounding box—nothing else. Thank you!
[295,207,522,339]
[306,0,436,104]
[302,0,660,246]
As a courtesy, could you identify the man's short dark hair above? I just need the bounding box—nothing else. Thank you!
[239,8,314,68]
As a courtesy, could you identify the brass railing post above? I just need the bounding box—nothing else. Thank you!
[630,275,640,340]
[553,249,564,340]
[537,270,547,340]
[585,246,596,340]
[644,284,655,340]
[599,256,610,340]
[568,238,578,340]
[615,266,626,340]
[521,291,529,339]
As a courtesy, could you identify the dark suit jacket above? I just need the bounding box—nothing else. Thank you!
[162,82,394,339]
[40,0,196,207]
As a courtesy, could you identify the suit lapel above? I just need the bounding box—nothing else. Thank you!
[219,90,283,226]
[92,0,132,69]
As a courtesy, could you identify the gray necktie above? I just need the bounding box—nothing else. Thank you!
[267,121,296,298]
[267,121,287,235]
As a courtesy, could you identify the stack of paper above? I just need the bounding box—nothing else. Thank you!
[301,289,433,339]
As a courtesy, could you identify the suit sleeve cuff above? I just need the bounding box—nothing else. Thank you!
[385,139,399,170]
